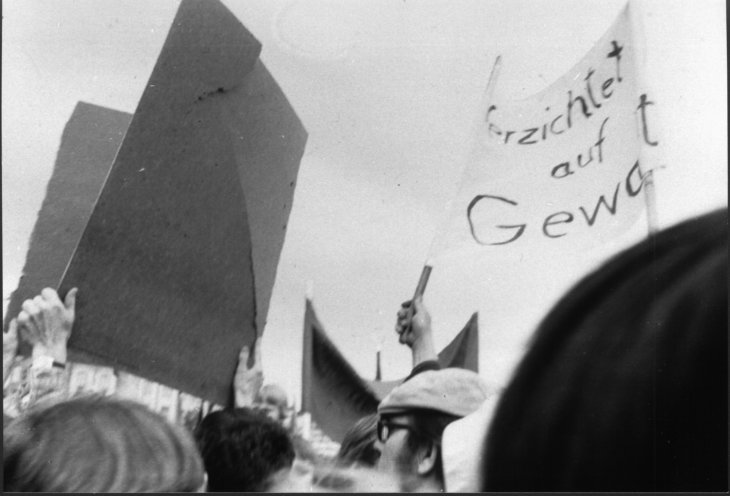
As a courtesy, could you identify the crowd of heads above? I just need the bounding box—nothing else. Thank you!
[4,396,205,492]
[2,208,727,492]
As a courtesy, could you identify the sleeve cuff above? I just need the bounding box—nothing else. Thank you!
[31,355,66,370]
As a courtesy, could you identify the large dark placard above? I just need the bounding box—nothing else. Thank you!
[56,0,306,405]
[223,59,307,334]
[4,102,132,357]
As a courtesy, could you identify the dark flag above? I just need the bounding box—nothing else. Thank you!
[301,299,380,443]
[3,102,132,357]
[435,312,479,371]
[48,0,306,406]
[301,298,479,441]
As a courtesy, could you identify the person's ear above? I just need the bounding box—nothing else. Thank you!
[416,442,438,475]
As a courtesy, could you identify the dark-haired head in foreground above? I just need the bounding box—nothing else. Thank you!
[195,407,295,492]
[3,396,204,492]
[483,208,728,491]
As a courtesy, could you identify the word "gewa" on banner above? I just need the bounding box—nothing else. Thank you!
[466,161,651,246]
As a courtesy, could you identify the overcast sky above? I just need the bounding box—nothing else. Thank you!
[3,0,726,404]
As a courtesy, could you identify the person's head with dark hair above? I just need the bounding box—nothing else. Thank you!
[482,208,728,491]
[194,407,295,492]
[337,413,380,468]
[3,395,205,492]
[375,368,489,492]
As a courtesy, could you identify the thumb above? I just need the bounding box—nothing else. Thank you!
[253,341,262,367]
[6,318,18,339]
[64,288,78,311]
[238,346,250,367]
[412,296,424,315]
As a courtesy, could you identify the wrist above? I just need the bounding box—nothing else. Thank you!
[31,354,66,370]
[235,392,256,408]
[32,344,68,365]
[411,335,437,366]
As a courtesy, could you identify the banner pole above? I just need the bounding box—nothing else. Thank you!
[628,0,661,236]
[643,169,660,235]
[404,57,500,342]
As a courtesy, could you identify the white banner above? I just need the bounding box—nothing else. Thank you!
[431,5,659,261]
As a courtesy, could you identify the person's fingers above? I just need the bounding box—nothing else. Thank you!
[397,299,414,325]
[16,310,32,330]
[18,325,39,345]
[16,313,43,342]
[414,299,432,329]
[238,346,250,366]
[253,341,262,368]
[4,320,18,349]
[412,297,424,315]
[21,299,40,317]
[41,287,62,307]
[64,288,78,311]
[396,306,414,331]
[33,294,46,308]
[29,296,47,326]
[401,307,415,328]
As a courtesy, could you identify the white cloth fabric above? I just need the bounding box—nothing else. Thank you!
[378,368,490,417]
[441,391,501,492]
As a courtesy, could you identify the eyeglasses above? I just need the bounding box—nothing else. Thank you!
[376,418,418,443]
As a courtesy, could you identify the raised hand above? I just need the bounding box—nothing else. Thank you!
[234,341,264,407]
[17,287,78,364]
[395,297,437,367]
[395,297,431,347]
[3,319,20,382]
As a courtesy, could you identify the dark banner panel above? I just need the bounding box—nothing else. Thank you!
[4,102,132,358]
